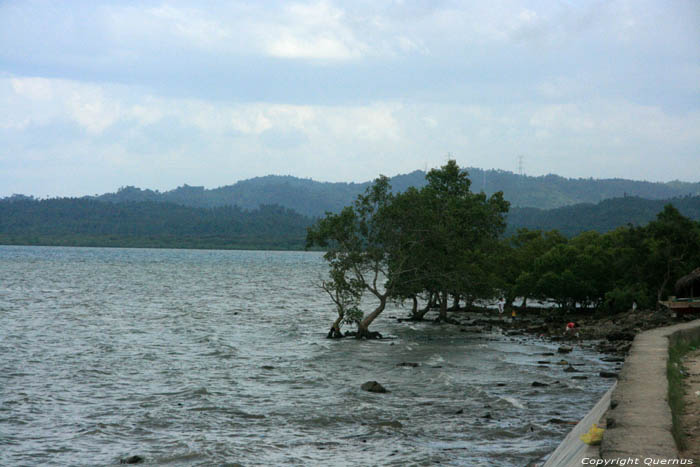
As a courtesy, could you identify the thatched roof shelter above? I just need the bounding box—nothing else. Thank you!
[675,267,700,298]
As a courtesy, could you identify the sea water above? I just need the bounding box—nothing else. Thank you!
[0,246,616,466]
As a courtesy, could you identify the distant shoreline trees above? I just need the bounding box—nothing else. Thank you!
[0,198,311,251]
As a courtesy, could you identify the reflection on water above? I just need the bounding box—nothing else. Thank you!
[0,246,615,466]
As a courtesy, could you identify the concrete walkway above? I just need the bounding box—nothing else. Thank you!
[544,319,700,466]
[600,320,700,461]
[600,326,679,459]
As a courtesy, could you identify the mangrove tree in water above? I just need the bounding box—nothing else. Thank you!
[306,175,413,338]
[307,160,509,337]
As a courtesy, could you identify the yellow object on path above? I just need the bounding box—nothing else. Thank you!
[579,424,605,445]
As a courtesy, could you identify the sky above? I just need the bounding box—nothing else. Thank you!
[1,0,699,198]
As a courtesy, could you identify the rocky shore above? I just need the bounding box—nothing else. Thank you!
[401,307,698,356]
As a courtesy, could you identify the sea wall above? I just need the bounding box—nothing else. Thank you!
[543,382,616,466]
[600,319,700,461]
[544,318,700,466]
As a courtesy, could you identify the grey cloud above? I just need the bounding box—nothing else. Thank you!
[0,0,698,196]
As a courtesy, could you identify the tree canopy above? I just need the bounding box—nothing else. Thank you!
[0,197,310,250]
[306,160,509,336]
[309,163,700,337]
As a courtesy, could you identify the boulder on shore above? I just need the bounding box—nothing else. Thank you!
[606,331,635,341]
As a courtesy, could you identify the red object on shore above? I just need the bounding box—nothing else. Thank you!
[566,322,575,329]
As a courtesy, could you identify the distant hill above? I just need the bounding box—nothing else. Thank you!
[94,169,700,217]
[2,193,700,250]
[506,195,700,237]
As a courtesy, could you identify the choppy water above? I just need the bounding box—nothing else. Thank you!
[0,246,617,466]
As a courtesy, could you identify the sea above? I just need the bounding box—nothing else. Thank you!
[0,246,617,466]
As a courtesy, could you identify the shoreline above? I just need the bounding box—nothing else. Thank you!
[390,307,697,465]
[442,306,697,354]
[529,318,700,466]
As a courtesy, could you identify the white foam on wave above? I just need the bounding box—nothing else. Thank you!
[431,372,456,387]
[426,354,445,366]
[502,396,525,409]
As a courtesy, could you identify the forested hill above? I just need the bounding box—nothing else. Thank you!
[2,194,700,250]
[0,198,311,250]
[505,195,700,237]
[96,171,429,217]
[93,169,700,217]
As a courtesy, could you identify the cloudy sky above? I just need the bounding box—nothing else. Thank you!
[1,0,699,197]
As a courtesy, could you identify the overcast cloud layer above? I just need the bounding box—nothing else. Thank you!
[1,0,699,197]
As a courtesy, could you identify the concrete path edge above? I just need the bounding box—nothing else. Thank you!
[600,319,700,461]
[543,318,700,466]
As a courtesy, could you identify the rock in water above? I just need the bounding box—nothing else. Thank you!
[599,371,619,378]
[558,345,573,354]
[532,381,549,387]
[548,418,576,425]
[120,455,144,464]
[601,357,625,363]
[396,362,419,368]
[374,420,403,428]
[361,381,389,393]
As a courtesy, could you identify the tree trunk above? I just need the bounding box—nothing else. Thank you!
[409,295,431,321]
[520,296,528,311]
[449,294,460,311]
[357,296,387,339]
[427,292,437,309]
[506,294,515,310]
[657,262,672,307]
[327,315,344,338]
[438,291,448,322]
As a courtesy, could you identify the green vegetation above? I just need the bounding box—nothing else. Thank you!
[498,205,700,315]
[306,161,509,337]
[3,173,700,257]
[92,169,700,217]
[4,166,700,252]
[0,198,311,250]
[668,336,700,450]
[308,161,700,337]
[505,195,700,237]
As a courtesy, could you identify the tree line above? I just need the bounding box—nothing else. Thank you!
[0,197,310,250]
[306,161,700,338]
[505,195,700,237]
[4,189,699,252]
